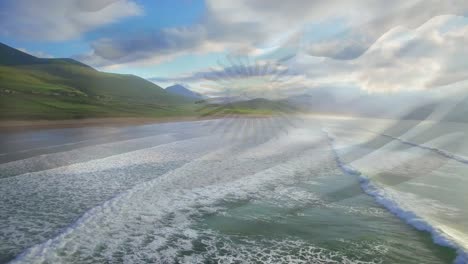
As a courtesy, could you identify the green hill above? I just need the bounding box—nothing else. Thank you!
[0,43,195,120]
[198,98,298,116]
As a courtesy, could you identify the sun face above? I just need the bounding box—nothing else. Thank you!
[203,55,296,101]
[196,55,303,141]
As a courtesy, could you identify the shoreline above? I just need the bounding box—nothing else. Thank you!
[0,114,288,132]
[324,130,463,263]
[0,114,451,133]
[1,113,429,133]
[0,117,213,132]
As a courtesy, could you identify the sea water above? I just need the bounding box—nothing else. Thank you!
[0,117,465,263]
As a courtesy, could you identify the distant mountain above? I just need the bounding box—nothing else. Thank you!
[166,84,205,100]
[0,42,194,120]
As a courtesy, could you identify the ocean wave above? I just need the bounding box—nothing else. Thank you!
[182,231,385,264]
[0,136,225,262]
[10,135,328,263]
[323,129,468,264]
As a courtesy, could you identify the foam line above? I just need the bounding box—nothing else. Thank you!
[323,128,468,264]
[0,133,200,179]
[9,140,231,263]
[10,134,327,263]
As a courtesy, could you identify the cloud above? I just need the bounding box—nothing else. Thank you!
[290,15,468,92]
[148,14,468,95]
[151,60,291,81]
[353,15,468,92]
[208,0,468,60]
[77,0,468,71]
[0,0,142,41]
[77,26,233,68]
[77,13,270,68]
[150,57,310,99]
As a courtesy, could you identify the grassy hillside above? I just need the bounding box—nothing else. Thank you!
[198,98,298,116]
[0,43,195,120]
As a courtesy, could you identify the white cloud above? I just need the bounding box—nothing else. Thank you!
[140,14,468,95]
[354,15,468,92]
[77,0,468,71]
[291,15,468,92]
[0,0,142,41]
[207,0,468,59]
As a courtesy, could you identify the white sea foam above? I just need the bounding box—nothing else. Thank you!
[10,130,329,263]
[4,120,466,263]
[324,129,468,264]
[181,232,385,264]
[0,136,227,260]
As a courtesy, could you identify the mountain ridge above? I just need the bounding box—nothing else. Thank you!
[0,42,92,69]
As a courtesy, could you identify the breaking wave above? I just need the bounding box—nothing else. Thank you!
[324,129,468,264]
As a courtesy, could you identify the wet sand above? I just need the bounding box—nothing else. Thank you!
[0,117,206,132]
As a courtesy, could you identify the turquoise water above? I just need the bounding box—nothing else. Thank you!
[0,117,464,263]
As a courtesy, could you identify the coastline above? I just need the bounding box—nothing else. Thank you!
[1,113,425,133]
[324,128,466,264]
[0,114,287,132]
[0,117,218,132]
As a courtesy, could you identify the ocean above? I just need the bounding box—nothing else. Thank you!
[0,116,466,263]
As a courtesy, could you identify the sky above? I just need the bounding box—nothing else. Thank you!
[1,0,468,98]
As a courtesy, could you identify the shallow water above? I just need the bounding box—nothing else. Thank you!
[322,117,468,263]
[0,117,465,263]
